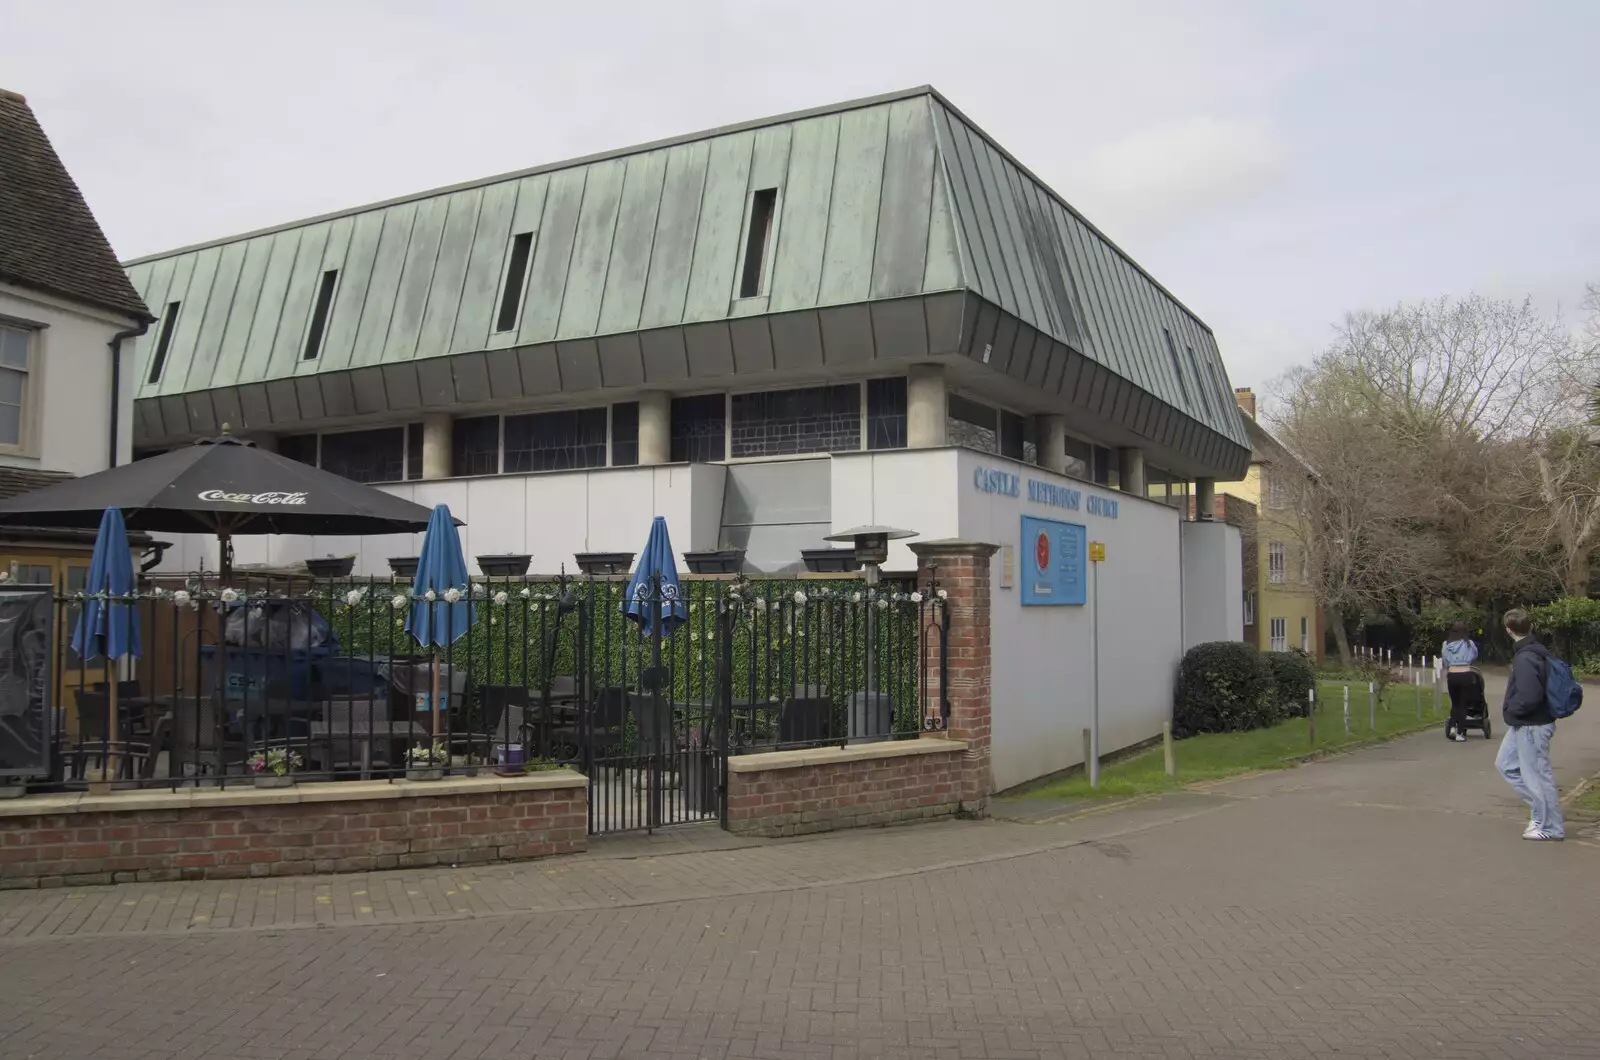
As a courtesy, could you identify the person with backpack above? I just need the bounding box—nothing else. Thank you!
[1496,608,1583,841]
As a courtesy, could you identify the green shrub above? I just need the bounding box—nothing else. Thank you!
[1174,641,1277,738]
[1263,649,1316,717]
[1409,601,1486,658]
[1529,597,1600,659]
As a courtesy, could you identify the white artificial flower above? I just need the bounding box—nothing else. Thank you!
[443,587,462,604]
[391,594,408,610]
[519,587,532,599]
[220,588,239,604]
[151,586,165,598]
[172,590,191,607]
[793,591,807,606]
[346,589,364,607]
[910,591,923,604]
[937,588,949,600]
[424,589,437,603]
[876,598,889,610]
[851,592,862,604]
[493,591,509,606]
[753,597,767,611]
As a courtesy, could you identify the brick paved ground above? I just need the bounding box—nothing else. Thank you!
[2,705,1598,1059]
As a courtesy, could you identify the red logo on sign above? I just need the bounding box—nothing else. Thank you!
[1034,530,1050,572]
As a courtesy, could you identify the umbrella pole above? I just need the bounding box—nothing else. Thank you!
[431,650,440,741]
[217,532,233,586]
[93,678,117,794]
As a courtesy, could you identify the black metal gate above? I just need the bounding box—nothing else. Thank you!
[575,578,729,834]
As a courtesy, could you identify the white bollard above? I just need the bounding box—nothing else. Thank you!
[1343,685,1350,735]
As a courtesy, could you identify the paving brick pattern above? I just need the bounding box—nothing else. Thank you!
[1,711,1598,1058]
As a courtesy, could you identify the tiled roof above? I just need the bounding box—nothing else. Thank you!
[0,89,151,321]
[0,466,72,502]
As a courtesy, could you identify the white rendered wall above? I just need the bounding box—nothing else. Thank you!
[1180,520,1244,649]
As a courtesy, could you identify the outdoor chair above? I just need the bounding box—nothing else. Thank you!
[585,686,629,759]
[170,697,241,780]
[314,696,398,776]
[69,689,157,781]
[779,694,834,749]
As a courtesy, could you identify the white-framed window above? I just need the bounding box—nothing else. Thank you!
[1268,542,1287,584]
[1266,468,1287,509]
[1243,590,1256,627]
[1300,616,1310,652]
[1270,617,1288,652]
[0,323,34,450]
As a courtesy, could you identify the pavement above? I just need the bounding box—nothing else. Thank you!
[2,694,1599,1059]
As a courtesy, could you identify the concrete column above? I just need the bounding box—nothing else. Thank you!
[638,392,671,465]
[421,413,452,480]
[1195,477,1216,521]
[909,539,1000,815]
[1035,415,1067,474]
[906,365,948,448]
[1117,447,1146,495]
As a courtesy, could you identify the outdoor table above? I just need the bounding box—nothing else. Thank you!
[308,718,428,780]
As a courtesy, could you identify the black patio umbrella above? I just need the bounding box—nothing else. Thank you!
[0,430,447,581]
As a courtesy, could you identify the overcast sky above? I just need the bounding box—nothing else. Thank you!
[4,0,1595,389]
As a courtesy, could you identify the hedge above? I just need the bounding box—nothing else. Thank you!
[1174,641,1278,738]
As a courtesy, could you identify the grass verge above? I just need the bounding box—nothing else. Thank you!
[1020,680,1449,801]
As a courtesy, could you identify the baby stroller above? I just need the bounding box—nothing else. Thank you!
[1446,668,1492,740]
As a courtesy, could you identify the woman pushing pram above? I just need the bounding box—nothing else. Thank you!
[1441,622,1490,741]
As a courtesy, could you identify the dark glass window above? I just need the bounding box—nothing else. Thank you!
[406,422,423,480]
[1164,328,1194,411]
[496,233,534,333]
[503,408,607,473]
[303,270,338,360]
[452,416,500,477]
[671,394,726,462]
[320,427,406,483]
[1000,411,1027,461]
[867,378,907,450]
[147,302,180,383]
[731,385,860,458]
[739,189,778,298]
[278,434,318,467]
[1092,445,1115,488]
[947,394,998,454]
[1063,435,1091,478]
[611,402,639,467]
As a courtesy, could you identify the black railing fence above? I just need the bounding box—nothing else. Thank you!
[16,571,949,830]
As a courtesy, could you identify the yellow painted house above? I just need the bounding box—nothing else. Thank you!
[1226,389,1322,660]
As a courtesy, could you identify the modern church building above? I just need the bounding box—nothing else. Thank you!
[123,86,1247,590]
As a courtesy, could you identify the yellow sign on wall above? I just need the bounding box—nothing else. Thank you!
[1089,541,1106,563]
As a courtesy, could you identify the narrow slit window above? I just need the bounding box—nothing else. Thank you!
[147,302,180,383]
[496,233,534,333]
[1186,345,1216,420]
[739,188,778,298]
[302,270,338,360]
[1163,328,1193,410]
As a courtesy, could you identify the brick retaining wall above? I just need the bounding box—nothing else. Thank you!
[726,739,970,838]
[0,773,586,888]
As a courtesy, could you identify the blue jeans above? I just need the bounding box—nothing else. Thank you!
[1496,723,1563,837]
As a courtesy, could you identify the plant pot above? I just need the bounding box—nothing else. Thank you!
[253,774,295,789]
[0,782,25,800]
[305,556,356,579]
[683,548,745,575]
[574,551,635,576]
[389,556,420,579]
[477,553,532,578]
[801,547,858,574]
[494,743,526,774]
[406,767,444,782]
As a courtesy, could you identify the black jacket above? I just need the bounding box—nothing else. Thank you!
[1503,637,1553,726]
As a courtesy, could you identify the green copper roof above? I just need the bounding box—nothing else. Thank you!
[124,86,1246,448]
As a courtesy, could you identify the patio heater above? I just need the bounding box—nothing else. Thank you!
[823,525,915,743]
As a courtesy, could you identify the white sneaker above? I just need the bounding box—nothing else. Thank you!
[1454,734,1468,742]
[1524,830,1564,842]
[1524,821,1539,838]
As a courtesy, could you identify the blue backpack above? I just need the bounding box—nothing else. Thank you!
[1545,657,1584,719]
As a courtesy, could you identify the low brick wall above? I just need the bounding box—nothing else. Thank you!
[0,772,587,888]
[726,738,970,838]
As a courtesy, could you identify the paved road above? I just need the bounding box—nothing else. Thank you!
[2,702,1598,1059]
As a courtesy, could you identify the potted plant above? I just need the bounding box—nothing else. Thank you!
[800,547,858,573]
[404,742,448,781]
[523,757,565,773]
[389,556,420,579]
[449,753,483,777]
[248,747,303,788]
[305,555,356,579]
[477,553,532,578]
[574,551,634,576]
[683,546,746,575]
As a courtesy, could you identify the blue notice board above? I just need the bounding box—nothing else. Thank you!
[1020,516,1087,607]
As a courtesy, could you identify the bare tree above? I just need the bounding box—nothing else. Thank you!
[1271,292,1599,661]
